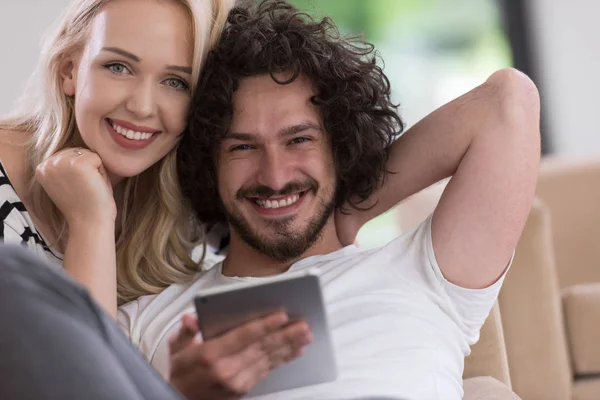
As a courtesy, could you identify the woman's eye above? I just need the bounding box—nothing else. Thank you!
[165,78,189,91]
[104,63,130,74]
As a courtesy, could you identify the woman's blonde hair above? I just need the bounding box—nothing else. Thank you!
[0,0,235,304]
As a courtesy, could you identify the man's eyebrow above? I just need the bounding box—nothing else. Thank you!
[102,47,192,74]
[279,122,322,137]
[102,47,140,62]
[223,122,322,141]
[222,132,257,141]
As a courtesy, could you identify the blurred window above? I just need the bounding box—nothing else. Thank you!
[291,0,512,248]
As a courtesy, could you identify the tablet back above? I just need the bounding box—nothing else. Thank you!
[194,271,337,396]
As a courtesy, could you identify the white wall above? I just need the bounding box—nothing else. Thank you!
[0,1,70,115]
[2,1,600,157]
[527,0,600,156]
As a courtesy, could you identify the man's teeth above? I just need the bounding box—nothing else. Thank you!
[110,120,154,141]
[256,194,300,209]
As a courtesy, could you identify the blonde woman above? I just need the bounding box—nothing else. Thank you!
[0,1,313,398]
[0,0,232,317]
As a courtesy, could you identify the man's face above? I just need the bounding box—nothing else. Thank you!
[217,73,337,261]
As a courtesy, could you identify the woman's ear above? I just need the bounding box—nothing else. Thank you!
[59,55,77,96]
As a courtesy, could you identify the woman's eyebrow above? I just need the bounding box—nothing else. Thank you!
[102,46,140,62]
[102,47,192,74]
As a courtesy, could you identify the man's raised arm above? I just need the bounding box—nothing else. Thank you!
[342,68,541,288]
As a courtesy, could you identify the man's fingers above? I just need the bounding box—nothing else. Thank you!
[169,312,279,380]
[222,321,312,393]
[226,319,312,370]
[211,312,289,357]
[252,320,311,369]
[170,343,250,397]
[169,313,201,355]
[168,317,312,398]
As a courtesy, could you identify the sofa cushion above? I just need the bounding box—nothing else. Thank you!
[563,283,600,375]
[572,377,600,400]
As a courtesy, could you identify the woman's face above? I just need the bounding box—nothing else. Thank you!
[61,0,194,183]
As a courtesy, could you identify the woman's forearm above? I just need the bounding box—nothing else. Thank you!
[63,220,117,318]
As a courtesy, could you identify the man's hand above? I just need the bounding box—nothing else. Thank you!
[168,312,312,400]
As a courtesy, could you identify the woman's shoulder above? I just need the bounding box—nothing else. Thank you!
[0,130,29,215]
[0,128,34,228]
[0,127,29,149]
[0,130,57,259]
[0,128,30,192]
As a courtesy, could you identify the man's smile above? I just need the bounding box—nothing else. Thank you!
[246,191,309,217]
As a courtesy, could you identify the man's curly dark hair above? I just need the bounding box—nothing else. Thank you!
[178,0,404,225]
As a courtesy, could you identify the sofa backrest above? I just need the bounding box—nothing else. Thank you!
[537,156,600,288]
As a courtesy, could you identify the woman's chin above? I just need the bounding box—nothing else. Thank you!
[99,151,171,185]
[103,163,148,185]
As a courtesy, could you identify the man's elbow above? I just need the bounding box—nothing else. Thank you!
[486,68,541,144]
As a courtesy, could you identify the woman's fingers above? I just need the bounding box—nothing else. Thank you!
[35,147,116,224]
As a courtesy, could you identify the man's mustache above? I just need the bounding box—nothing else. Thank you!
[236,178,319,199]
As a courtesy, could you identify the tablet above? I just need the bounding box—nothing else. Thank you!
[194,268,337,396]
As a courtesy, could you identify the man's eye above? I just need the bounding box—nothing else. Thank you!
[231,144,253,151]
[289,137,310,145]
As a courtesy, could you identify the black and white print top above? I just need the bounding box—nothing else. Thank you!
[0,160,230,268]
[0,161,63,264]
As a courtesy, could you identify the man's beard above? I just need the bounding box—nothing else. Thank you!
[223,179,336,262]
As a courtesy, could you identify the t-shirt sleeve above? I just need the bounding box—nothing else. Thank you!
[391,214,510,345]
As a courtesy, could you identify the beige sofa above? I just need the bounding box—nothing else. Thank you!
[499,157,600,400]
[396,156,600,400]
[463,302,521,399]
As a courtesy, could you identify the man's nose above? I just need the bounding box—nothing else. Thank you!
[256,148,293,191]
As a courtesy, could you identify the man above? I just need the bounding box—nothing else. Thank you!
[118,1,540,399]
[0,0,538,399]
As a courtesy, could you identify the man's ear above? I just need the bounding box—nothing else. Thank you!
[59,55,77,97]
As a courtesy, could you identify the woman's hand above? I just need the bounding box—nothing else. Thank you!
[36,147,119,317]
[35,147,116,227]
[168,312,312,400]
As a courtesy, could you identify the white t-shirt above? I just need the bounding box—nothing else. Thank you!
[118,216,507,400]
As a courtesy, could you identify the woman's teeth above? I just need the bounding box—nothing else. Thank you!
[256,194,300,209]
[110,120,154,141]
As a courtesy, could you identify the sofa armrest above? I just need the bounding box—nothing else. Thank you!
[463,376,522,400]
[463,303,511,386]
[562,283,600,375]
[498,198,572,400]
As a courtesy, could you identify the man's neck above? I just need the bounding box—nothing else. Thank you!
[222,218,343,277]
